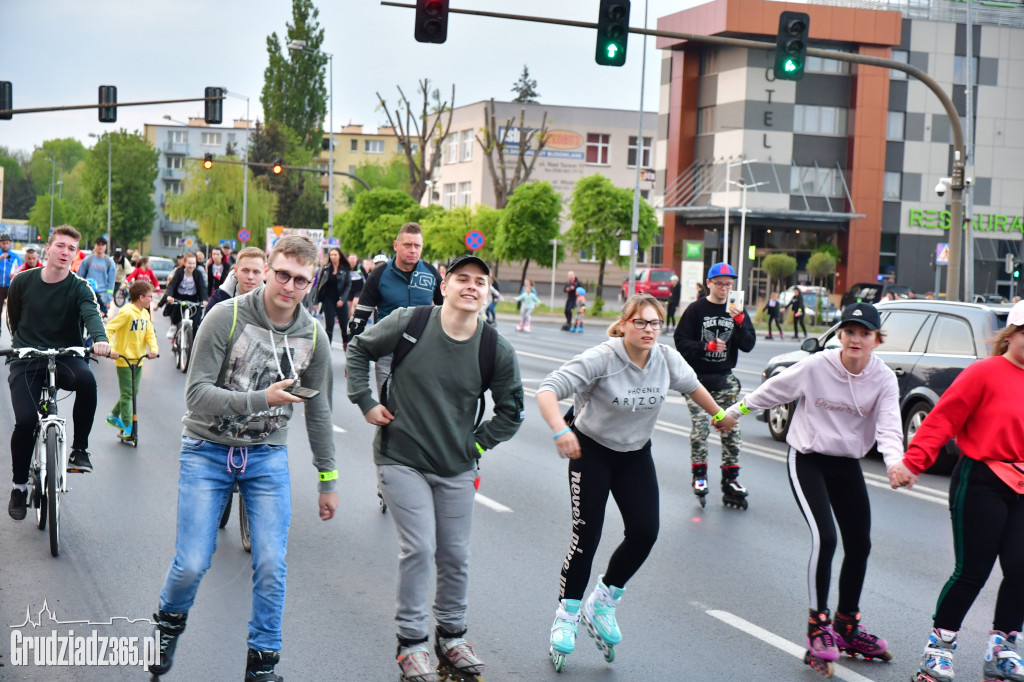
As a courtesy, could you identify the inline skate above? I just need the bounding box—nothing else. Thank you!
[983,630,1024,682]
[581,575,624,663]
[397,639,438,682]
[803,609,839,677]
[721,465,749,510]
[914,628,957,682]
[549,599,581,672]
[148,610,186,677]
[833,611,893,662]
[692,463,709,508]
[244,649,283,682]
[434,627,484,681]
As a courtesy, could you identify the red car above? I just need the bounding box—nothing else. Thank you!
[620,268,676,301]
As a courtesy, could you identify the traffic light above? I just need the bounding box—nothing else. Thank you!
[774,11,810,81]
[271,158,283,175]
[204,87,224,125]
[0,81,11,120]
[1015,261,1021,279]
[595,0,630,67]
[414,0,449,44]
[98,85,117,123]
[203,153,213,170]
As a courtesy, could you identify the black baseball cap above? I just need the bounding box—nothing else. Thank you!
[94,236,107,245]
[446,255,490,277]
[840,302,881,331]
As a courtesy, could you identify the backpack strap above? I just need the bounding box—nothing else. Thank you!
[473,322,498,429]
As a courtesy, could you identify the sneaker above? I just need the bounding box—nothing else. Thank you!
[166,325,177,340]
[121,425,133,439]
[68,449,93,473]
[8,488,27,521]
[106,413,125,431]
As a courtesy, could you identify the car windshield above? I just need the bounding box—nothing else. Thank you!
[649,270,674,281]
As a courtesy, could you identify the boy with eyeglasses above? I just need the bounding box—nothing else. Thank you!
[149,236,337,681]
[673,262,756,508]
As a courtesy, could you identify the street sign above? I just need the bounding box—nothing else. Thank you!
[936,242,949,266]
[220,239,238,250]
[464,230,485,251]
[237,228,250,243]
[183,236,195,249]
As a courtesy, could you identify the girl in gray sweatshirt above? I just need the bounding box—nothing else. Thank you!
[536,294,736,669]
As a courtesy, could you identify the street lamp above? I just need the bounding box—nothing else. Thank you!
[728,179,768,292]
[89,133,112,245]
[721,158,755,265]
[286,39,334,232]
[548,239,561,312]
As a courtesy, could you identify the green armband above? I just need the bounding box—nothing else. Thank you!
[712,410,726,422]
[738,402,750,415]
[318,469,338,482]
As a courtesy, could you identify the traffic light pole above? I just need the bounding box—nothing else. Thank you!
[201,157,372,192]
[381,1,968,300]
[0,95,223,118]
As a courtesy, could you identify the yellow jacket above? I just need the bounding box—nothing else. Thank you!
[105,302,159,368]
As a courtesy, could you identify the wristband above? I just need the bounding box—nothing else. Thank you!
[733,313,745,325]
[318,469,338,482]
[712,410,726,422]
[738,402,750,415]
[552,427,572,439]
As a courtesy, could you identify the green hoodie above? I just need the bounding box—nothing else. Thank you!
[182,286,337,493]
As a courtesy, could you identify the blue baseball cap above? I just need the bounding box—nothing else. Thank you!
[707,262,737,279]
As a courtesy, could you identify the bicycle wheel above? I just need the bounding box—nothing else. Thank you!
[178,321,191,373]
[113,286,127,308]
[238,494,251,553]
[33,470,46,530]
[45,426,60,557]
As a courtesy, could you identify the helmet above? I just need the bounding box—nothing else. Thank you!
[0,234,11,242]
[372,254,388,265]
[576,286,586,296]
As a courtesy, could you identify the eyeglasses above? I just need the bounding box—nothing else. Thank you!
[268,266,311,290]
[629,318,664,331]
[708,279,734,288]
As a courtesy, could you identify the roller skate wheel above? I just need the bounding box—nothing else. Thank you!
[603,646,615,663]
[549,648,565,673]
[803,651,835,678]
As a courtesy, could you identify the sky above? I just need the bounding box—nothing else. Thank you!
[0,0,708,157]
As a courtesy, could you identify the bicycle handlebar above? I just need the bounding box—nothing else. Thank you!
[0,347,91,360]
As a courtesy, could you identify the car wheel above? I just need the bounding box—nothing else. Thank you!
[903,401,956,475]
[767,401,795,442]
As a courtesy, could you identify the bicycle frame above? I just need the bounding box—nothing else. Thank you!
[33,354,69,499]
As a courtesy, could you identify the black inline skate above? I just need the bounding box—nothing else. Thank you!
[245,648,283,681]
[148,610,186,678]
[692,463,709,508]
[721,465,748,510]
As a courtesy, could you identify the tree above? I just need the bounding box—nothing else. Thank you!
[476,99,550,209]
[0,147,35,220]
[28,138,87,195]
[82,131,159,248]
[288,175,328,231]
[806,252,837,290]
[494,181,562,288]
[338,158,410,208]
[335,188,420,256]
[510,65,540,103]
[421,206,474,263]
[261,0,328,156]
[27,194,74,234]
[166,156,277,248]
[762,253,797,296]
[567,174,658,303]
[377,79,454,203]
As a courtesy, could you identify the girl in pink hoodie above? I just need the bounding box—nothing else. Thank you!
[724,302,902,677]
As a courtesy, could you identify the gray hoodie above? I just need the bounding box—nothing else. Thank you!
[538,338,700,452]
[183,286,337,492]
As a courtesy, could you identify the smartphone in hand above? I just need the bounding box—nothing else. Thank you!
[283,384,320,400]
[728,289,745,311]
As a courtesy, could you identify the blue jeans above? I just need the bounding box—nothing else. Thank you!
[159,436,292,651]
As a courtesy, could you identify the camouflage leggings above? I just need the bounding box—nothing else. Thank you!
[685,373,742,467]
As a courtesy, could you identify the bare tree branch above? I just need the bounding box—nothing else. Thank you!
[475,100,550,209]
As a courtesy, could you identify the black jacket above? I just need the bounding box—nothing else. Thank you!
[314,264,351,304]
[166,267,208,304]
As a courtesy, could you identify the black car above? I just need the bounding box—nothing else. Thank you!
[758,299,1011,474]
[840,282,911,307]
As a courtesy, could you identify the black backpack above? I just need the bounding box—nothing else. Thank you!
[383,305,498,429]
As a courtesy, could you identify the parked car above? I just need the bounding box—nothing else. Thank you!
[757,299,1011,474]
[973,293,1009,304]
[620,267,676,301]
[146,256,176,288]
[840,282,911,308]
[777,285,839,325]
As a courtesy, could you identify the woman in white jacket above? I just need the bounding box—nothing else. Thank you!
[724,302,902,676]
[536,293,737,671]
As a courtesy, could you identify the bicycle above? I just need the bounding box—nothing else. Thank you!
[113,285,128,308]
[1,346,92,557]
[218,483,252,553]
[170,301,201,374]
[112,354,158,449]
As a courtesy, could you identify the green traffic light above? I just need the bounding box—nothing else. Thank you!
[784,59,799,72]
[607,43,620,58]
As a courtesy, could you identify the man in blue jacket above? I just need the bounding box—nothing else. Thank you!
[0,233,23,339]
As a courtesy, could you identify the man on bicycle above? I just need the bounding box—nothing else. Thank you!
[7,225,111,520]
[149,235,337,681]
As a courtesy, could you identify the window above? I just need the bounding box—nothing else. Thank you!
[877,312,928,352]
[170,130,187,144]
[444,135,459,164]
[585,133,610,165]
[161,234,179,249]
[928,316,975,356]
[953,56,979,85]
[365,139,384,154]
[628,136,652,168]
[397,140,419,155]
[699,49,718,76]
[164,181,182,195]
[883,171,902,200]
[460,130,473,162]
[166,156,183,169]
[793,105,848,136]
[201,132,222,146]
[890,50,908,81]
[805,54,848,74]
[459,181,472,206]
[443,183,456,209]
[886,111,905,141]
[697,107,715,135]
[790,167,844,197]
[350,139,358,152]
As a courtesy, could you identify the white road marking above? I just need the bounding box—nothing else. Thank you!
[474,493,512,513]
[706,609,876,682]
[333,425,346,433]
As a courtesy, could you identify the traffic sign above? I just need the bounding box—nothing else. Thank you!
[464,230,485,251]
[936,242,949,266]
[237,229,251,243]
[183,236,195,248]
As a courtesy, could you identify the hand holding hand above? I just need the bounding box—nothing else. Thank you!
[364,404,395,426]
[712,413,739,432]
[888,461,918,489]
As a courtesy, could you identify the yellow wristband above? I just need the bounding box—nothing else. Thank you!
[739,402,750,415]
[713,410,726,422]
[318,469,338,482]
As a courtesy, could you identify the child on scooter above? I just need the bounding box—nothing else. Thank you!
[104,281,159,438]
